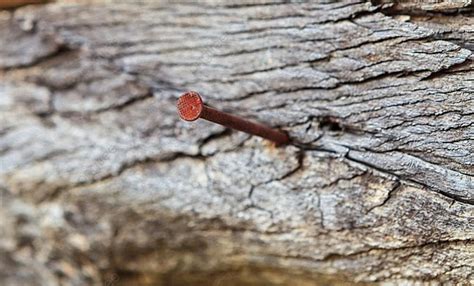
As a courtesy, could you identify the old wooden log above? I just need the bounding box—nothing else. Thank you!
[0,1,473,285]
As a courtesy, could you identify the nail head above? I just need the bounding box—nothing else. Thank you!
[177,91,203,121]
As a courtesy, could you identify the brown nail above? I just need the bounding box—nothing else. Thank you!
[177,91,290,145]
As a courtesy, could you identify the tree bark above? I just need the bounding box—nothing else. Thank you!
[0,1,473,285]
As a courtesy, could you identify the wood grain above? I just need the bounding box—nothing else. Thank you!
[0,1,473,285]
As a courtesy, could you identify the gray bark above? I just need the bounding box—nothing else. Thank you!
[0,1,473,285]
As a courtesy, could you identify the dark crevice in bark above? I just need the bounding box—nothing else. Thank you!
[1,41,72,71]
[39,151,208,204]
[421,58,473,80]
[374,1,474,16]
[321,238,474,264]
[343,151,473,206]
[366,180,401,213]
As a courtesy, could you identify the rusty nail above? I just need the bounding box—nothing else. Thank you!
[177,91,290,146]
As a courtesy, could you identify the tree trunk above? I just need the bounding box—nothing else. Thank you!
[0,1,473,285]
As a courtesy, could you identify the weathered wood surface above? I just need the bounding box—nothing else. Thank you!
[0,1,473,285]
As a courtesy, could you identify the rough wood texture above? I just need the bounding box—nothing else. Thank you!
[0,1,473,285]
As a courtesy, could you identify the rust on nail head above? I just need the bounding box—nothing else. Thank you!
[177,91,290,146]
[177,91,203,121]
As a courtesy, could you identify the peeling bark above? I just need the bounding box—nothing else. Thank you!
[0,1,473,285]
